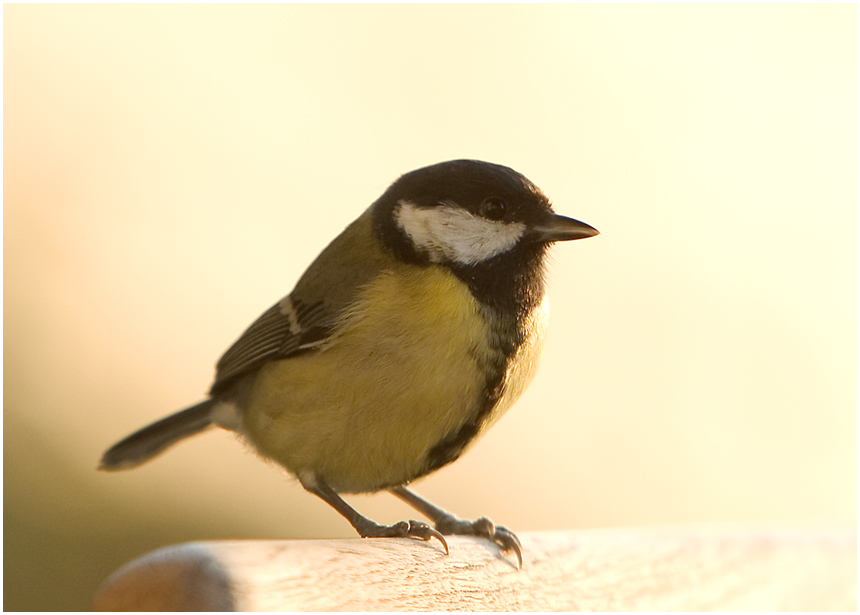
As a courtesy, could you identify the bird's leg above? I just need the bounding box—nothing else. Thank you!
[390,485,523,568]
[298,472,448,553]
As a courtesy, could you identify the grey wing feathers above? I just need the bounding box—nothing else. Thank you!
[209,208,383,395]
[211,296,335,394]
[214,302,291,384]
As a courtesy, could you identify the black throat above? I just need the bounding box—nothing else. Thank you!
[373,201,551,477]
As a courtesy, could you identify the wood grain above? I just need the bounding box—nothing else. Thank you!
[93,527,856,611]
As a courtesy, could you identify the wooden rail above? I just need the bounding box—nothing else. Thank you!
[93,527,856,611]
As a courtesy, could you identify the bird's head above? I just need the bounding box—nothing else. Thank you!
[374,159,598,268]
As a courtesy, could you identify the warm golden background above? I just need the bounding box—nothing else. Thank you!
[4,4,855,611]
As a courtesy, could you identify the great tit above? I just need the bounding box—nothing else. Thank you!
[100,159,598,567]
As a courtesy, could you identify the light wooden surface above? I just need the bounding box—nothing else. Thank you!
[93,527,856,611]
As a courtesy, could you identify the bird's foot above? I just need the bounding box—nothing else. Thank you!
[435,515,523,569]
[356,519,449,554]
[388,486,524,568]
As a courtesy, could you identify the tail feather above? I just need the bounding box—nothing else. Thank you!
[99,399,216,471]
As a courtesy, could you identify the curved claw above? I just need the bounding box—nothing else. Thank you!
[405,520,449,554]
[460,518,523,569]
[356,518,448,554]
[494,526,523,569]
[388,487,524,567]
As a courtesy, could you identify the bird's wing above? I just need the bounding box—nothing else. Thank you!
[210,296,335,394]
[209,296,334,394]
[208,206,387,395]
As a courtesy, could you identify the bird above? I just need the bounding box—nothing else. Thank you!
[100,159,598,568]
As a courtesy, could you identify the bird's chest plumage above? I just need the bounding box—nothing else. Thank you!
[242,263,547,493]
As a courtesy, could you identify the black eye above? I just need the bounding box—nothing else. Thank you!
[480,197,507,221]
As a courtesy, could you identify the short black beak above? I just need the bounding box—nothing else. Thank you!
[530,213,599,243]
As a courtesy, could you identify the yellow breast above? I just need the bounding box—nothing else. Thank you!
[243,263,546,493]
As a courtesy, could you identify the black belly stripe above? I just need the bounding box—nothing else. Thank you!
[373,200,550,480]
[422,311,517,474]
[420,253,544,476]
[423,363,506,473]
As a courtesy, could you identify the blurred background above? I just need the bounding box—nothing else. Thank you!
[4,4,855,611]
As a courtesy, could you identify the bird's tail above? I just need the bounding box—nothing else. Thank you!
[99,399,216,471]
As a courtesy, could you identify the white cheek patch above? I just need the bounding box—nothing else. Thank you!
[395,200,526,264]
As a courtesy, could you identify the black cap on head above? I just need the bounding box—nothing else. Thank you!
[386,159,553,225]
[372,159,598,321]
